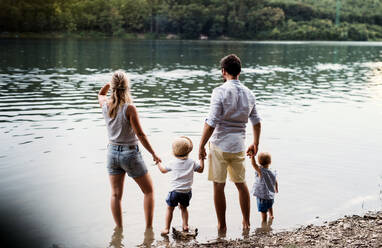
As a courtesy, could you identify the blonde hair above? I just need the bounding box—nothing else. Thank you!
[172,136,193,158]
[108,70,133,119]
[258,152,272,167]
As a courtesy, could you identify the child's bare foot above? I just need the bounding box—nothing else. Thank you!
[161,228,170,236]
[182,226,189,232]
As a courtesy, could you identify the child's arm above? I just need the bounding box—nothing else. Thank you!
[196,159,204,173]
[251,156,262,177]
[275,180,279,193]
[156,162,169,174]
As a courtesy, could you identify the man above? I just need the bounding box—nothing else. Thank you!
[199,54,261,231]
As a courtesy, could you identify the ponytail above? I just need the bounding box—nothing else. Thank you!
[108,70,133,119]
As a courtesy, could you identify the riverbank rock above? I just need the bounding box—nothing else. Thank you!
[156,211,382,247]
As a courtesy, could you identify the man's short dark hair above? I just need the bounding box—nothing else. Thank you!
[220,54,241,77]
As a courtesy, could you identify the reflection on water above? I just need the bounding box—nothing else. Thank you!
[0,40,382,247]
[255,218,274,235]
[141,228,155,248]
[108,227,124,248]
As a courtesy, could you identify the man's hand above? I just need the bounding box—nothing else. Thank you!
[199,146,206,160]
[246,143,258,157]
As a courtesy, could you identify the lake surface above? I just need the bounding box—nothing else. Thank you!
[0,39,382,247]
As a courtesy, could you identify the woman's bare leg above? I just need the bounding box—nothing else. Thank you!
[134,173,154,228]
[109,174,126,228]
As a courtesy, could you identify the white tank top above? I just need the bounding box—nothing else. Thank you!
[102,102,138,145]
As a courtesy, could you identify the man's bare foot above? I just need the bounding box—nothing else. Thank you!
[242,220,250,230]
[217,223,227,232]
[217,226,227,238]
[182,226,189,232]
[242,227,250,237]
[161,228,170,236]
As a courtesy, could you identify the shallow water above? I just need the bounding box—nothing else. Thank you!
[0,39,382,247]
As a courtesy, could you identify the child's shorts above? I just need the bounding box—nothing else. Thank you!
[257,198,274,213]
[166,191,192,207]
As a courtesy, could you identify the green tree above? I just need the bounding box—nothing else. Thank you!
[248,7,285,35]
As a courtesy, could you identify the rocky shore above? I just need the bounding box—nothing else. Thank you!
[158,211,382,248]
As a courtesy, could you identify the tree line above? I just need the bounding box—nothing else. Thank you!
[1,0,382,40]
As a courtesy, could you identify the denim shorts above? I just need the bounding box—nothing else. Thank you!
[257,198,274,213]
[166,191,192,207]
[107,144,148,178]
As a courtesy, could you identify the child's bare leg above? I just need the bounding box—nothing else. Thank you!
[268,207,274,219]
[161,206,175,235]
[261,212,267,224]
[179,204,189,231]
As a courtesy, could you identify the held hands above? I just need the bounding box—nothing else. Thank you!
[152,153,161,164]
[246,143,258,158]
[199,146,206,160]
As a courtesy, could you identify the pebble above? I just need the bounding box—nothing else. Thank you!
[343,223,352,229]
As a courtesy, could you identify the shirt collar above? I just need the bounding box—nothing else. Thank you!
[225,79,240,85]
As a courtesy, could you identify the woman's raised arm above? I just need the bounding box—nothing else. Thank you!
[98,83,110,107]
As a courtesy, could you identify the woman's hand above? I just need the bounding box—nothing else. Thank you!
[152,153,161,164]
[98,83,111,107]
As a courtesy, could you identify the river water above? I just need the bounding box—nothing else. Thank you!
[0,39,382,247]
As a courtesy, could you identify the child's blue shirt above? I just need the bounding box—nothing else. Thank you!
[251,167,277,200]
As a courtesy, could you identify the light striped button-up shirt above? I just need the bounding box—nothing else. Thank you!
[206,80,261,153]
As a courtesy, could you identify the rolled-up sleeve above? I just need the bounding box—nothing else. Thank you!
[249,98,261,125]
[205,89,222,128]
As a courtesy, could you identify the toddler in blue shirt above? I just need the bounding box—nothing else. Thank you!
[157,136,204,235]
[250,152,278,224]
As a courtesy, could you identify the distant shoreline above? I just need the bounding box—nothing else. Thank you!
[1,32,382,42]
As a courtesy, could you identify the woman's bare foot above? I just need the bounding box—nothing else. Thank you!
[161,228,170,236]
[182,226,189,232]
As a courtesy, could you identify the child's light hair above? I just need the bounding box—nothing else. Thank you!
[258,152,271,167]
[172,136,193,158]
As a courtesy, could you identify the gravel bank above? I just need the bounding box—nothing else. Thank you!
[156,211,382,247]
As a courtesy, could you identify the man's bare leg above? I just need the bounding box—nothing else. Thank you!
[213,182,227,231]
[235,182,250,229]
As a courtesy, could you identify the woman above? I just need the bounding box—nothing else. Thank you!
[98,70,161,229]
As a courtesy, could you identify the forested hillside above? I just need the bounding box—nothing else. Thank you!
[1,0,381,40]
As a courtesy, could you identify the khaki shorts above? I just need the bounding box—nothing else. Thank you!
[208,142,246,183]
